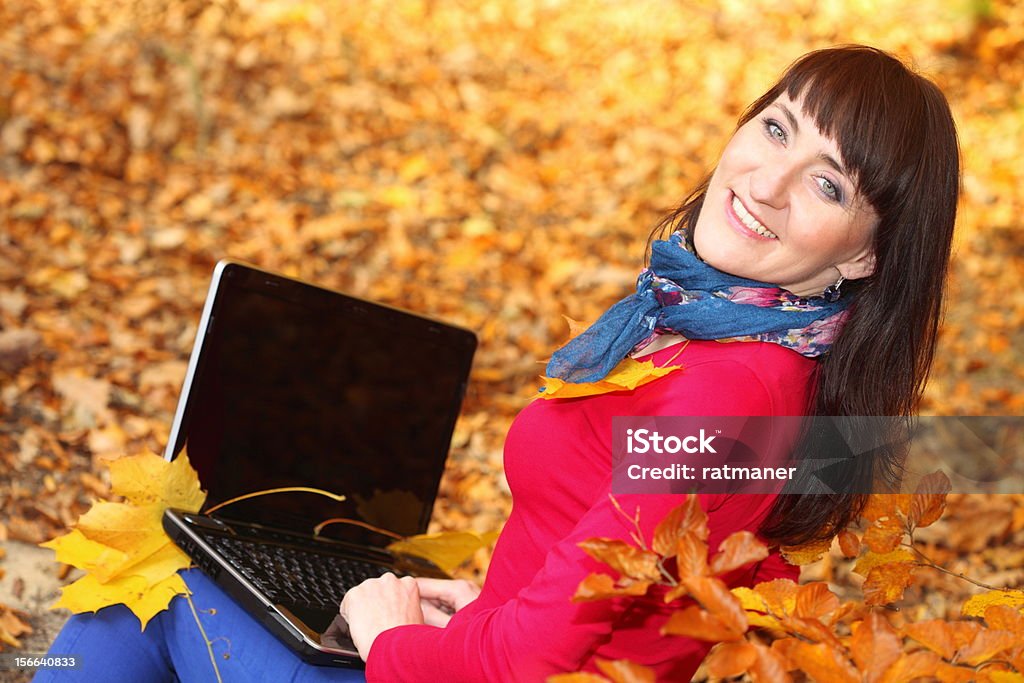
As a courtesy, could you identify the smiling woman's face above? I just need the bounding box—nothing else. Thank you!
[693,93,879,298]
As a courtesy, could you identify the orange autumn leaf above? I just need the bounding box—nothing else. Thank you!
[732,579,820,636]
[863,517,905,554]
[860,494,911,523]
[853,548,916,577]
[0,605,33,649]
[662,604,745,642]
[902,620,980,660]
[782,613,848,652]
[577,539,662,582]
[705,641,757,678]
[572,573,651,602]
[751,578,799,616]
[652,496,708,556]
[858,495,894,523]
[837,529,861,558]
[709,530,769,576]
[934,662,984,682]
[679,575,748,634]
[769,638,800,665]
[830,601,870,628]
[594,658,657,683]
[784,641,860,683]
[793,582,840,620]
[907,471,951,530]
[674,533,709,581]
[958,629,1021,666]
[780,536,832,565]
[850,612,902,681]
[750,641,793,683]
[984,604,1024,634]
[876,650,943,683]
[863,562,917,606]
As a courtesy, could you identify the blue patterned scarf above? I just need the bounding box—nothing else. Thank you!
[546,231,851,383]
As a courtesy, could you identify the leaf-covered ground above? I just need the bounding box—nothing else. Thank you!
[1,0,1022,670]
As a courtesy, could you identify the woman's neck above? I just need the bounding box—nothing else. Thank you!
[629,333,688,359]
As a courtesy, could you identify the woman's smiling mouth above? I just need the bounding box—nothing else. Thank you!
[727,192,779,240]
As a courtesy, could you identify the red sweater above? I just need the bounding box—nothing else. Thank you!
[367,339,818,682]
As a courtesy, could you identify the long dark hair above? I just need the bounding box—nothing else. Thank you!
[648,45,961,547]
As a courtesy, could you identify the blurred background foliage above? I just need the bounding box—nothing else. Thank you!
[0,0,1022,649]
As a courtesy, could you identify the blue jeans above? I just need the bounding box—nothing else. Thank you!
[37,569,366,682]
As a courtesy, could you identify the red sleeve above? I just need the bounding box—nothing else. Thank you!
[366,356,796,682]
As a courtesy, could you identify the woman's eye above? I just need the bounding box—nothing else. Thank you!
[817,177,843,202]
[762,118,786,144]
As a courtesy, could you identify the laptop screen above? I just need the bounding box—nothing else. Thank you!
[166,262,476,547]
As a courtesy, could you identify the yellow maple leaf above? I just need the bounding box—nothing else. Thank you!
[108,450,207,510]
[53,572,191,631]
[538,357,683,399]
[561,315,590,341]
[387,530,499,575]
[40,452,206,630]
[74,503,167,567]
[961,589,1024,618]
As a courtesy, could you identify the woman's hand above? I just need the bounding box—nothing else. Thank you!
[339,573,424,661]
[415,578,481,628]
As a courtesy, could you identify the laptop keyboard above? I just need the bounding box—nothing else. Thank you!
[202,534,393,609]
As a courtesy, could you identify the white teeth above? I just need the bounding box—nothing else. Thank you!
[731,195,778,239]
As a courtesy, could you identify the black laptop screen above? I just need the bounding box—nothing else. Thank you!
[168,263,476,546]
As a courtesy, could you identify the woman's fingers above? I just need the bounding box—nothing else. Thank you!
[414,578,481,612]
[419,599,453,628]
[414,577,455,601]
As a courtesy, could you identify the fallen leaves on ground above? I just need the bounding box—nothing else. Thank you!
[0,605,33,649]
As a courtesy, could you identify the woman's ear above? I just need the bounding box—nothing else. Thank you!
[839,247,876,281]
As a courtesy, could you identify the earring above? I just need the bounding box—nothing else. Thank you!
[823,275,846,303]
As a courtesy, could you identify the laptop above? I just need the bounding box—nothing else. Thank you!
[161,259,477,667]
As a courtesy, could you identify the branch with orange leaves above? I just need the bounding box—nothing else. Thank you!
[548,473,1024,683]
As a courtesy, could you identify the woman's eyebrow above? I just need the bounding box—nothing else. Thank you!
[818,152,850,180]
[774,102,801,136]
[775,102,851,180]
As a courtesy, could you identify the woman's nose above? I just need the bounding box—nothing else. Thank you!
[749,165,793,209]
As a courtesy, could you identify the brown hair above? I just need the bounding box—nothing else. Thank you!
[648,45,961,546]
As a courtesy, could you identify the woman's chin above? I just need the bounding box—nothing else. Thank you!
[693,232,747,279]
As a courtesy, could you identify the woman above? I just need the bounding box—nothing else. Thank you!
[39,45,959,681]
